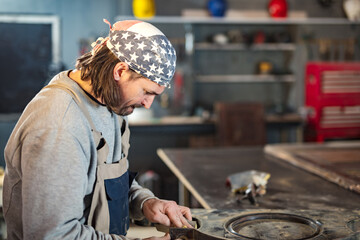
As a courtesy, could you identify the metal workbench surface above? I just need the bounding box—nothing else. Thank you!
[158,145,360,210]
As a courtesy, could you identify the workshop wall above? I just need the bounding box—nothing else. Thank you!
[0,0,120,69]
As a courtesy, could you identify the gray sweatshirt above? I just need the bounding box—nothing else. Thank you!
[3,71,155,240]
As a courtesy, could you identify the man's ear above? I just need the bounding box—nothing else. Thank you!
[113,62,129,81]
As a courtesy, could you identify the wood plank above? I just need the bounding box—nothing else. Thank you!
[264,141,360,194]
[156,149,211,209]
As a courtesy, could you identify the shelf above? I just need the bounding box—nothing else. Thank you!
[129,116,206,126]
[195,42,296,51]
[196,74,295,83]
[115,15,360,25]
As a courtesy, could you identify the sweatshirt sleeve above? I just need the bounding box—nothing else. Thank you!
[128,178,157,220]
[19,128,131,240]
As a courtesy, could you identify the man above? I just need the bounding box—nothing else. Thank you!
[3,19,192,239]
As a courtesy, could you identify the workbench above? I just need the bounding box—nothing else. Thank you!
[157,143,360,210]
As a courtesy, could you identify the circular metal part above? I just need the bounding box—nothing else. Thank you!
[224,213,323,240]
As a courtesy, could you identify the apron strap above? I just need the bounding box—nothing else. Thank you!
[119,116,130,160]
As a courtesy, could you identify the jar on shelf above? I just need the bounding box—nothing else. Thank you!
[343,0,360,21]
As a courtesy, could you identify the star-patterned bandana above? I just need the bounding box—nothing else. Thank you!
[93,19,176,88]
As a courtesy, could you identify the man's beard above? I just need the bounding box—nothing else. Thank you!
[115,105,136,116]
[104,85,142,116]
[108,101,141,116]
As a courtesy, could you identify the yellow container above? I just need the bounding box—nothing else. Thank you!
[132,0,156,19]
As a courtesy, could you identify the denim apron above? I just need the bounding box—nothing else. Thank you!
[44,82,133,236]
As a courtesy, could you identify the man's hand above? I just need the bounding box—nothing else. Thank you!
[142,199,192,228]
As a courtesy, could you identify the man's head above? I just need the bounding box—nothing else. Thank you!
[75,19,176,115]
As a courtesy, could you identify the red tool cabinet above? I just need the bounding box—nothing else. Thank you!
[304,62,360,142]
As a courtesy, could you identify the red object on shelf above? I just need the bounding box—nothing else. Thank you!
[304,62,360,142]
[268,0,288,18]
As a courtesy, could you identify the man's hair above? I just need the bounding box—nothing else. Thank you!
[75,46,122,112]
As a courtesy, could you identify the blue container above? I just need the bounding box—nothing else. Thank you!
[208,0,227,17]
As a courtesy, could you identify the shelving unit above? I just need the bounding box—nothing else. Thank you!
[196,74,295,83]
[115,15,360,114]
[187,20,299,114]
[195,42,296,51]
[116,16,359,25]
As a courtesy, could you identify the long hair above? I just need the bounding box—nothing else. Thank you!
[75,46,121,112]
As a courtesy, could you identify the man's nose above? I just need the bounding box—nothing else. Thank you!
[142,95,156,109]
